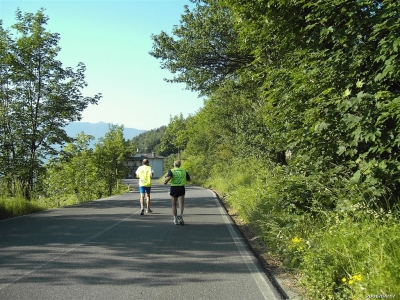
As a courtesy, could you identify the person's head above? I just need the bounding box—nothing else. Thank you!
[142,159,149,166]
[173,160,181,168]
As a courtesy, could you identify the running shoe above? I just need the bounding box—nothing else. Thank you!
[140,208,144,215]
[177,215,184,226]
[146,208,153,213]
[174,219,179,225]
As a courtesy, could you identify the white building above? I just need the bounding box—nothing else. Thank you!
[124,153,165,179]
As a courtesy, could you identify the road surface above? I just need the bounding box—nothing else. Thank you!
[0,180,285,300]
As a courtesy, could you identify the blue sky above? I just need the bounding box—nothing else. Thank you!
[0,0,204,131]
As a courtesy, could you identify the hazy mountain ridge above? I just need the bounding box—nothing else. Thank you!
[65,122,147,142]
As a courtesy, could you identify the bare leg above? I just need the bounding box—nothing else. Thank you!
[178,196,185,215]
[146,193,151,209]
[171,197,178,217]
[140,193,145,209]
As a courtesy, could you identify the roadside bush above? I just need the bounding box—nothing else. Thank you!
[201,155,400,299]
[0,197,44,220]
[0,176,26,198]
[206,156,259,203]
[298,210,400,299]
[0,179,125,220]
[179,153,211,186]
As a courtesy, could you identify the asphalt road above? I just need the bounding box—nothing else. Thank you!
[0,180,284,300]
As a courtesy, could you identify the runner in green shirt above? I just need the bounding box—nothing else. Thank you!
[164,160,191,225]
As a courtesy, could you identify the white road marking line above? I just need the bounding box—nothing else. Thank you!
[0,212,136,291]
[209,189,281,300]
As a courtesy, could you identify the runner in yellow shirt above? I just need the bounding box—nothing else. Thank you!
[135,159,154,215]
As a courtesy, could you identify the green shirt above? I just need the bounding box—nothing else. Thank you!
[169,168,187,186]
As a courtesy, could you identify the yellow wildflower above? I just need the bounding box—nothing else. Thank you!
[349,279,354,285]
[341,277,347,283]
[292,237,302,243]
[352,274,362,282]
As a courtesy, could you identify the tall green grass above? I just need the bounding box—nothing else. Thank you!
[0,197,44,220]
[0,177,129,221]
[0,176,43,219]
[204,157,400,299]
[0,193,76,221]
[297,210,399,299]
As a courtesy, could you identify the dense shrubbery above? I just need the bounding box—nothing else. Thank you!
[2,2,399,298]
[186,157,400,298]
[0,175,129,221]
[0,125,132,221]
[151,1,400,297]
[0,10,101,199]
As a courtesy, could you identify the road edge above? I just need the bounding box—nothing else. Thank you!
[211,188,304,300]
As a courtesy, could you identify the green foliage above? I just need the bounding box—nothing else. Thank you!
[0,175,42,219]
[150,0,252,96]
[128,121,190,158]
[201,0,400,208]
[129,126,166,155]
[45,132,100,202]
[1,125,132,220]
[298,211,400,299]
[94,124,130,196]
[199,156,400,299]
[159,113,189,156]
[151,1,400,297]
[162,153,180,177]
[0,175,26,198]
[45,125,130,202]
[0,197,43,220]
[0,9,101,199]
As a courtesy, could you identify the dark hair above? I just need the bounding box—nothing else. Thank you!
[142,159,149,166]
[174,160,181,167]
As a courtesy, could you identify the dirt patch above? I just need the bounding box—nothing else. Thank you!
[215,190,306,300]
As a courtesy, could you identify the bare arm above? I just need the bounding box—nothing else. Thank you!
[164,175,172,184]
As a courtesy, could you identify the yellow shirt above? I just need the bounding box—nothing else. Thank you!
[136,165,153,187]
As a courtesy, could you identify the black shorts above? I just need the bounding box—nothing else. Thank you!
[169,186,185,197]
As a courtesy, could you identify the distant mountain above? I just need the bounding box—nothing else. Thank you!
[65,122,147,143]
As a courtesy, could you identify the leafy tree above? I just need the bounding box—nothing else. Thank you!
[219,0,400,204]
[94,124,130,196]
[46,126,131,201]
[150,1,400,297]
[45,132,100,202]
[159,113,189,157]
[150,0,252,96]
[129,126,166,154]
[0,9,101,199]
[0,22,15,181]
[152,0,400,208]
